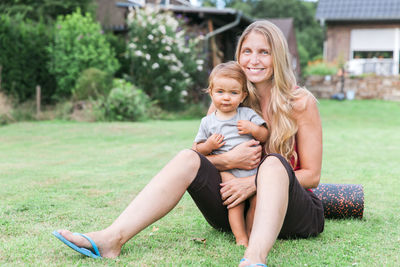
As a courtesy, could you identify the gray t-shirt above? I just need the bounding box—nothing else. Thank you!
[194,107,266,178]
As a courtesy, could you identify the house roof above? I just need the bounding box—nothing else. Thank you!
[116,2,254,31]
[316,0,400,22]
[116,2,294,39]
[267,18,293,38]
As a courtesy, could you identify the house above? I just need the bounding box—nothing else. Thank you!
[316,0,400,76]
[95,0,301,77]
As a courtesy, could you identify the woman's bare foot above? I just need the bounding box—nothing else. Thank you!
[238,250,267,267]
[238,258,267,267]
[56,229,123,258]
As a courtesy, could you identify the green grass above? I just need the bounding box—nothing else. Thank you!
[0,99,399,266]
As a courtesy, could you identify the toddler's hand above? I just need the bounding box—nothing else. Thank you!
[206,133,225,150]
[237,120,254,135]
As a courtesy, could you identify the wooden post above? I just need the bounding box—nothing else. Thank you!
[0,65,2,91]
[207,20,219,67]
[36,85,41,115]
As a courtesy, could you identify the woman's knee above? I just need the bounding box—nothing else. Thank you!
[257,155,290,184]
[176,149,201,174]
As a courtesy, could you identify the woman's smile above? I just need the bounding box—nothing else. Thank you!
[239,32,274,88]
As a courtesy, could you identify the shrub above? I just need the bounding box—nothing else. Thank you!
[105,33,130,79]
[73,68,113,100]
[126,7,203,110]
[0,14,56,102]
[47,9,119,99]
[304,60,338,76]
[103,79,150,121]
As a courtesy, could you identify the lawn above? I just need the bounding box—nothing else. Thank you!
[0,100,399,266]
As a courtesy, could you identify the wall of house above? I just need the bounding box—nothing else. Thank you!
[304,75,400,101]
[96,0,126,29]
[325,22,400,63]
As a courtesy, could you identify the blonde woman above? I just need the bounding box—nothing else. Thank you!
[53,20,324,266]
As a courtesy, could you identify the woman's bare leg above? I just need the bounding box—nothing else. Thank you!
[239,156,289,266]
[56,149,201,258]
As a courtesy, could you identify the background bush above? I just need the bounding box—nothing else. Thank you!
[0,13,56,102]
[73,68,113,100]
[126,7,203,110]
[47,9,119,99]
[304,60,338,76]
[103,79,150,121]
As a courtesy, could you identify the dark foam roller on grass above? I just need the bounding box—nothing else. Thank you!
[312,183,364,219]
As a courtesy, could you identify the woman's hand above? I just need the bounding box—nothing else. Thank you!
[225,139,262,170]
[220,176,256,209]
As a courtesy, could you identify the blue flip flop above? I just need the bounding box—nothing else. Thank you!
[240,258,267,267]
[52,230,102,259]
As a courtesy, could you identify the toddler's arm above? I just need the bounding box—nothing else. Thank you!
[237,120,268,143]
[194,133,225,155]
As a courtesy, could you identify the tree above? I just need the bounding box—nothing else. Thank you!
[0,0,95,22]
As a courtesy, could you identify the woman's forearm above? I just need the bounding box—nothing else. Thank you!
[294,169,321,189]
[206,153,232,171]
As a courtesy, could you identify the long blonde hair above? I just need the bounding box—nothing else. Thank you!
[236,20,308,165]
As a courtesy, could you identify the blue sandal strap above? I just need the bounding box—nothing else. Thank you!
[240,258,267,267]
[73,233,101,257]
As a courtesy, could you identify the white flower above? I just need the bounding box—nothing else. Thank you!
[129,43,136,49]
[143,45,147,49]
[145,54,151,60]
[165,46,171,51]
[164,85,172,92]
[170,65,180,72]
[134,50,143,57]
[152,63,160,69]
[127,8,135,24]
[159,25,166,35]
[197,65,203,71]
[196,59,204,65]
[181,90,188,96]
[158,53,163,58]
[148,34,154,40]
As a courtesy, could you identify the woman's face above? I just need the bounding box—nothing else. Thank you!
[238,31,274,88]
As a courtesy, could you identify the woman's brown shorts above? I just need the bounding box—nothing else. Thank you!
[187,151,324,238]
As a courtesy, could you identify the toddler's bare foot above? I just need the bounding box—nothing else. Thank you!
[56,229,122,258]
[235,238,249,247]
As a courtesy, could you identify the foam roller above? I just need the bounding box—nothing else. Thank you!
[312,183,364,219]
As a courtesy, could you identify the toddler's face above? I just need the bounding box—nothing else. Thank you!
[210,76,247,116]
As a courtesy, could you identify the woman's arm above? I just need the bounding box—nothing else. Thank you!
[292,92,323,189]
[207,140,262,170]
[220,175,256,209]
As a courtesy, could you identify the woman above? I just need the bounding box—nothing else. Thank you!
[53,20,324,266]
